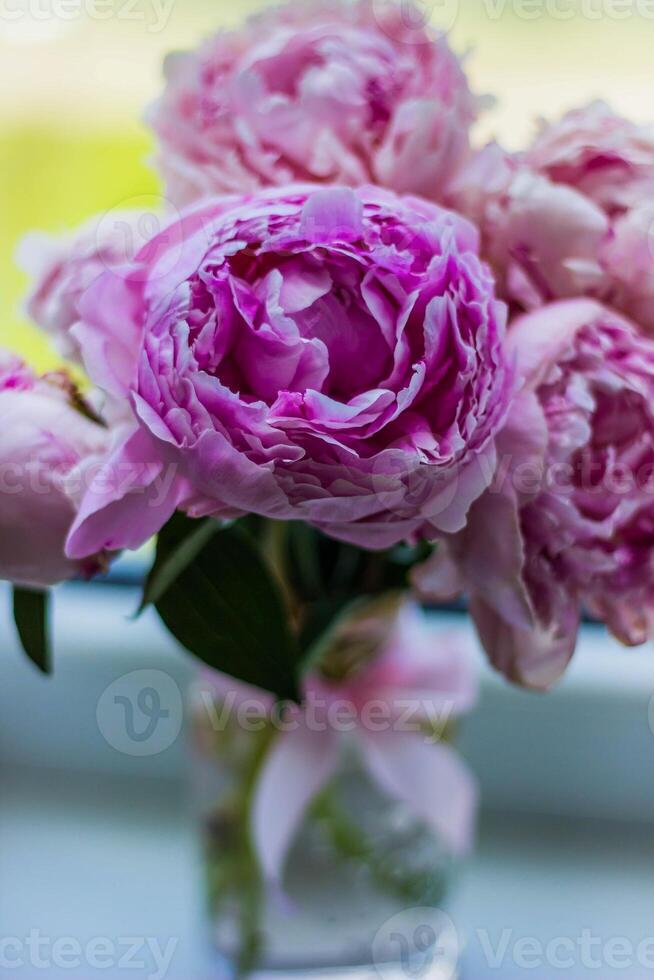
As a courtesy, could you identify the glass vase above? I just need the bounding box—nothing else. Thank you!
[190,676,467,978]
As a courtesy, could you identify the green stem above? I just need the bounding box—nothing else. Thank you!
[312,790,448,907]
[204,719,277,977]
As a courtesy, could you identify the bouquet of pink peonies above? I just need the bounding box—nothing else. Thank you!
[10,0,654,972]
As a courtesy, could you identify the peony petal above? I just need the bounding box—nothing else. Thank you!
[73,268,145,397]
[66,427,188,558]
[299,188,364,242]
[507,299,606,389]
[470,594,579,692]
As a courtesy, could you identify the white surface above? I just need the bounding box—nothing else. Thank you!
[2,582,654,822]
[3,768,654,979]
[2,582,654,977]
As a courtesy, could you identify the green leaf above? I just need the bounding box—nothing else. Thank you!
[298,595,354,656]
[139,513,220,613]
[282,522,434,606]
[299,596,368,677]
[154,520,301,701]
[13,587,51,675]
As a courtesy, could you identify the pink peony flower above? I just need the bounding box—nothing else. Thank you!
[18,212,156,365]
[415,299,654,690]
[449,142,609,314]
[526,101,654,216]
[528,102,654,332]
[0,350,110,588]
[65,184,513,559]
[602,203,654,333]
[451,104,654,332]
[147,0,481,207]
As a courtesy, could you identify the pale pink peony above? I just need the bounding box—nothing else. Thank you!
[0,351,110,588]
[449,142,609,314]
[528,102,654,332]
[451,104,654,332]
[18,212,156,364]
[527,101,654,215]
[147,0,481,207]
[64,184,513,560]
[415,299,654,690]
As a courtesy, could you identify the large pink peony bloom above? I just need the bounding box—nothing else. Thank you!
[18,212,153,365]
[0,351,110,588]
[415,299,654,690]
[147,0,480,207]
[451,103,654,331]
[65,184,512,559]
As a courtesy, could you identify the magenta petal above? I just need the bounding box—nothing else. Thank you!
[66,427,187,557]
[507,299,606,388]
[360,729,478,857]
[278,259,331,313]
[251,722,340,883]
[74,268,145,397]
[470,595,579,692]
[412,547,464,603]
[422,443,498,535]
[179,429,292,518]
[299,188,364,242]
[348,601,479,720]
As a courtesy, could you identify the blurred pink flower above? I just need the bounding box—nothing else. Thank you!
[449,142,609,314]
[451,104,654,332]
[415,299,654,690]
[527,100,654,215]
[200,598,479,883]
[147,0,481,206]
[18,212,149,364]
[0,351,110,588]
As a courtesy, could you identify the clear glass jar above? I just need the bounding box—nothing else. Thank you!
[190,679,465,978]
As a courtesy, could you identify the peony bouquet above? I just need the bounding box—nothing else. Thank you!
[10,0,654,972]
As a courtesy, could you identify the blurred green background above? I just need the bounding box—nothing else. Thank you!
[2,0,653,369]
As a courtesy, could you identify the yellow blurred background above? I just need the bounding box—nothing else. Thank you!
[2,0,653,369]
